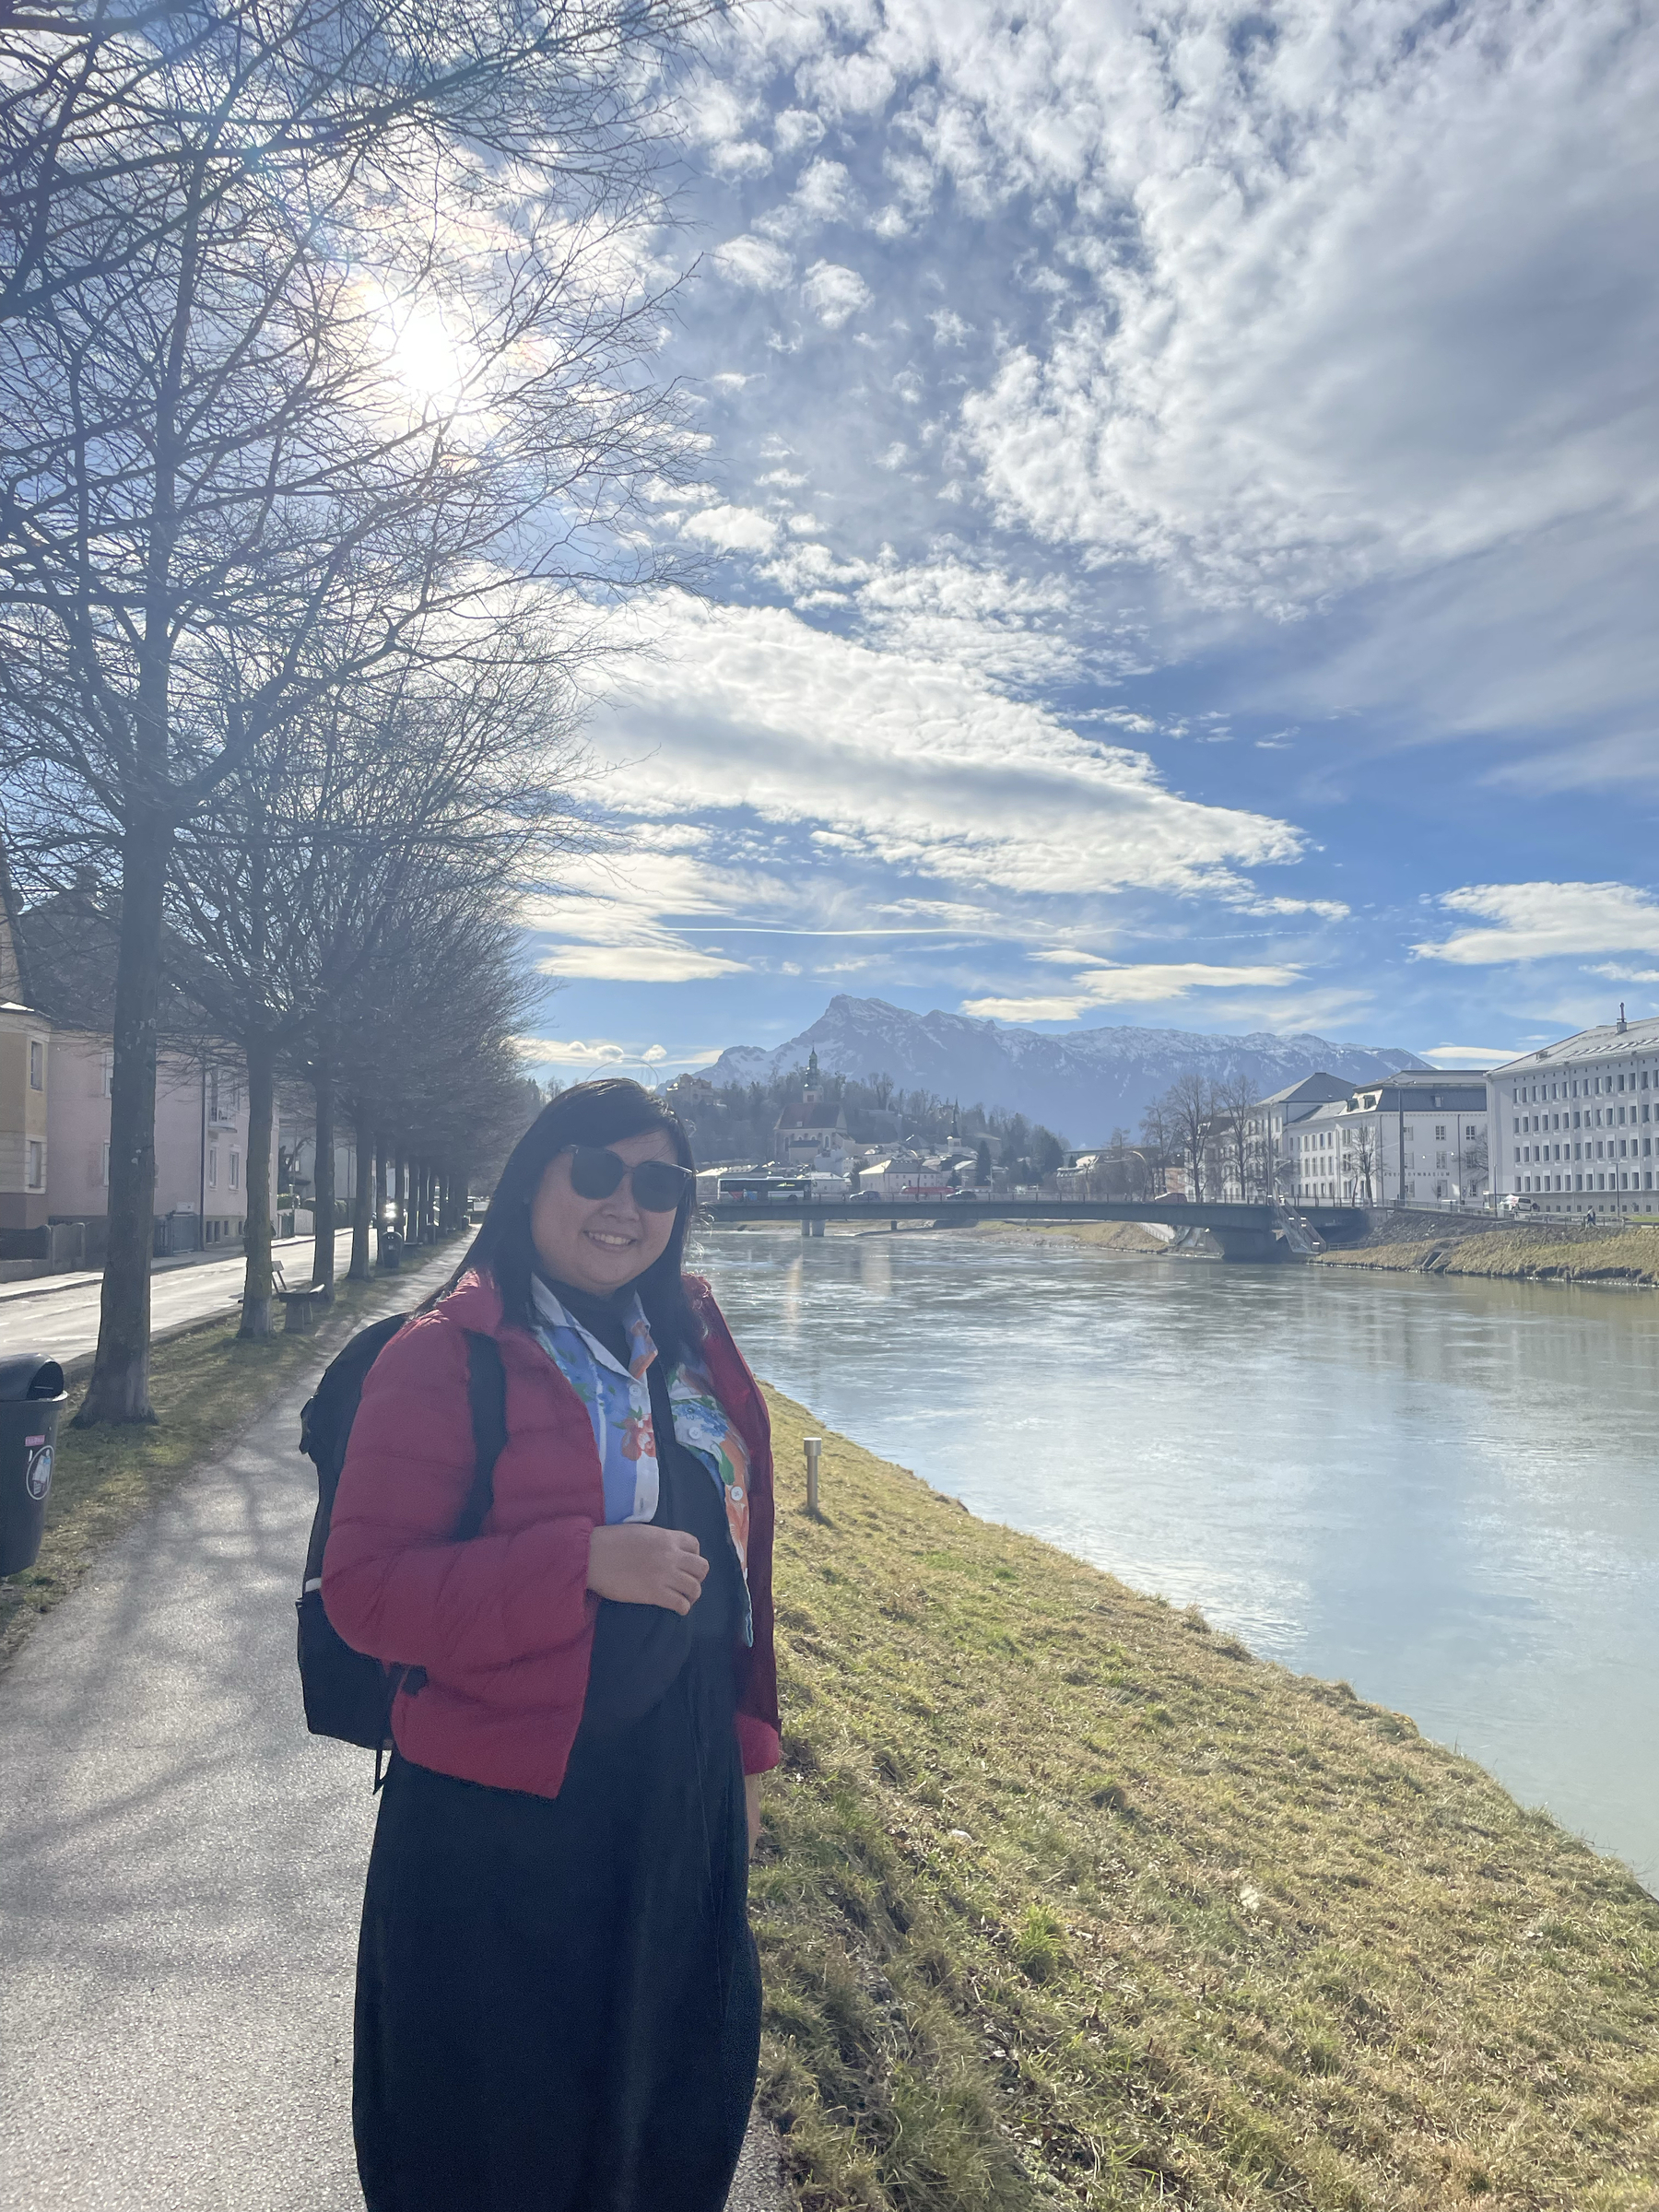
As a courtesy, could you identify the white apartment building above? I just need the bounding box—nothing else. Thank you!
[1490,1013,1659,1217]
[1285,1075,1490,1208]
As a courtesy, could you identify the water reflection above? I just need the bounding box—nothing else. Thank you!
[696,1227,1659,1888]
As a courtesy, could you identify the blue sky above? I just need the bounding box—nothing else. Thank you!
[518,0,1659,1088]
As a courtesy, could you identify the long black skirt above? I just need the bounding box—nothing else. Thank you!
[352,1643,760,2212]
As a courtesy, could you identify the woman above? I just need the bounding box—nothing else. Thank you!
[322,1079,779,2212]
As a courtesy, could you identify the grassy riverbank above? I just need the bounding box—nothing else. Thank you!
[1318,1217,1659,1288]
[0,1243,464,1673]
[752,1387,1659,2211]
[967,1221,1171,1253]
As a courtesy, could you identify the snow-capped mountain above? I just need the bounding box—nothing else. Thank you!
[703,995,1433,1143]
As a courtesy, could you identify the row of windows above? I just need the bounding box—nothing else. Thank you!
[87,1146,241,1189]
[1516,1137,1650,1165]
[1300,1119,1480,1149]
[1521,1171,1653,1193]
[1515,1104,1649,1135]
[1511,1068,1651,1105]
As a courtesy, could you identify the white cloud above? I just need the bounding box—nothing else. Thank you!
[537,944,749,982]
[683,2,1659,748]
[1422,1045,1523,1065]
[517,1037,670,1067]
[680,503,781,553]
[764,157,859,235]
[930,4,1659,618]
[965,958,1305,1021]
[582,594,1303,904]
[706,140,772,179]
[712,234,793,291]
[523,844,761,984]
[1412,882,1659,966]
[794,46,897,122]
[1587,965,1659,983]
[800,261,871,329]
[773,108,826,157]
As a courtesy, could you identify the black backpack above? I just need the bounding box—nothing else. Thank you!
[296,1313,507,1771]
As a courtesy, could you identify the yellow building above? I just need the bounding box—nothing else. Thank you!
[0,851,51,1233]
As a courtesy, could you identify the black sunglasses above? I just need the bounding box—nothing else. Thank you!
[565,1145,693,1214]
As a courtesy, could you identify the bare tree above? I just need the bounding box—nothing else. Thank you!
[1460,1126,1489,1201]
[1162,1072,1219,1203]
[168,633,587,1325]
[1137,1097,1174,1196]
[1214,1070,1261,1200]
[1351,1124,1379,1206]
[0,1,696,1418]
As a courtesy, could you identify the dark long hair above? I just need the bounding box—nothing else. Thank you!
[433,1078,703,1362]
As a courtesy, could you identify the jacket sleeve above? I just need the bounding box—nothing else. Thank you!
[322,1312,596,1674]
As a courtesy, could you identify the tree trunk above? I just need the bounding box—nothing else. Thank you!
[76,814,167,1426]
[348,1117,374,1279]
[312,1055,336,1300]
[396,1155,409,1240]
[239,1030,276,1338]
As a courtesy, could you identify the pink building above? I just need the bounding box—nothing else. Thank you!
[15,882,275,1253]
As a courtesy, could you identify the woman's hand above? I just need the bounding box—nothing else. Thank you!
[745,1773,761,1859]
[586,1524,709,1614]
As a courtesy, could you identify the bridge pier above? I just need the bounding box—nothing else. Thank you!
[1206,1226,1288,1264]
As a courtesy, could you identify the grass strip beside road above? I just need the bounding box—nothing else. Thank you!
[753,1386,1659,2212]
[0,1243,465,1675]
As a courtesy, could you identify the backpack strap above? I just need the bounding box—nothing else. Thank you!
[454,1330,508,1541]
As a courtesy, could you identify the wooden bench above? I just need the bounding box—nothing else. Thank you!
[278,1288,325,1334]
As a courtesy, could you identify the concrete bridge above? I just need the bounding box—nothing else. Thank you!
[699,1196,1366,1263]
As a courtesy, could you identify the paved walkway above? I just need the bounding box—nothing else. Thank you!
[0,1248,786,2210]
[0,1230,359,1369]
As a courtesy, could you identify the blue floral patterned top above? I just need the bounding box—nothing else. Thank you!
[530,1277,754,1645]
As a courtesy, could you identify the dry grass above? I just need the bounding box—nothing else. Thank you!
[752,1387,1659,2212]
[1318,1224,1659,1288]
[0,1245,465,1674]
[969,1222,1171,1253]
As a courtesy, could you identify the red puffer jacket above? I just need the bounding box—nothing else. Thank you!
[321,1266,780,1799]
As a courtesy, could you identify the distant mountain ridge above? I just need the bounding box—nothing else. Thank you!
[703,995,1432,1144]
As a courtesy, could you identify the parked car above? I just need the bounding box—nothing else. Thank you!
[1500,1193,1537,1214]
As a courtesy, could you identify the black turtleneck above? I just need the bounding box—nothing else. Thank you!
[537,1274,738,1737]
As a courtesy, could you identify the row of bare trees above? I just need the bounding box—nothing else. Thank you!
[0,0,703,1421]
[1131,1073,1277,1202]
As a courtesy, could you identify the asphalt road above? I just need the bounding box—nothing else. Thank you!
[0,1230,358,1369]
[0,1244,785,2211]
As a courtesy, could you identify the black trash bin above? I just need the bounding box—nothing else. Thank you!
[0,1353,67,1577]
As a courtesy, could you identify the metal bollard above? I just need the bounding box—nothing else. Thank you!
[804,1436,821,1519]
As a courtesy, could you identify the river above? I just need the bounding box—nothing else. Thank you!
[695,1227,1659,1890]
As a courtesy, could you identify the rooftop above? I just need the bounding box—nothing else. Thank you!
[1489,1016,1659,1074]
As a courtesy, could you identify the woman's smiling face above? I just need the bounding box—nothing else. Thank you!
[529,1129,680,1296]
